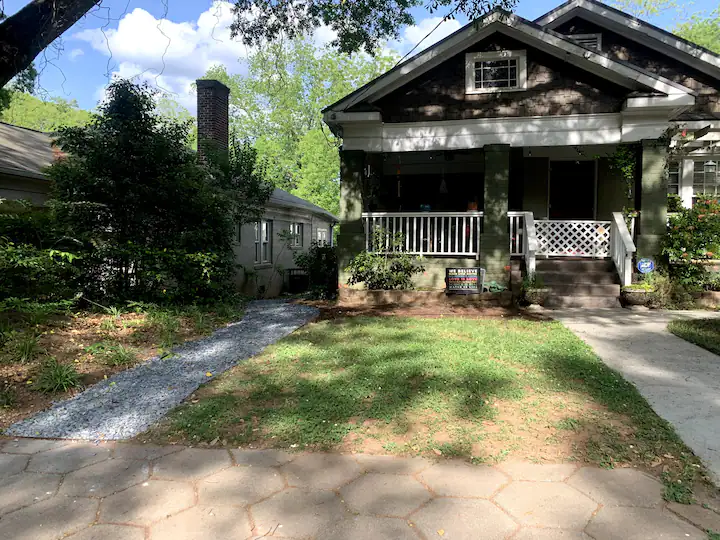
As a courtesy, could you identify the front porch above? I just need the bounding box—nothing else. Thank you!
[339,143,656,290]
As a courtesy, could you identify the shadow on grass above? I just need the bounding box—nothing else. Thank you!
[152,315,708,500]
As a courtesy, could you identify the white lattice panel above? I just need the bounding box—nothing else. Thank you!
[536,220,611,257]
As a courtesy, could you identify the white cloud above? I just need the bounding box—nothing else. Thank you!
[69,48,85,61]
[74,1,251,112]
[392,16,462,55]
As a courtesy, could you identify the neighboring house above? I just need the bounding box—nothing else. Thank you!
[0,122,55,204]
[234,187,337,296]
[324,0,720,305]
[0,80,337,298]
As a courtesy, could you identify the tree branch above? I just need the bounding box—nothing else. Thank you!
[0,0,99,87]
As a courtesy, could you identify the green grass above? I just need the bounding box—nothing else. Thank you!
[144,317,708,499]
[668,319,720,356]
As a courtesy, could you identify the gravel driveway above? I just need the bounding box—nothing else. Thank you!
[6,301,318,440]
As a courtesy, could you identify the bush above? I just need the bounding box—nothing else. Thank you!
[645,273,695,309]
[1,331,42,364]
[667,194,683,213]
[345,230,425,290]
[662,197,720,287]
[294,242,338,298]
[35,358,81,393]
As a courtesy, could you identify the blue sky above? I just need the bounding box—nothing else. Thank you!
[3,0,717,112]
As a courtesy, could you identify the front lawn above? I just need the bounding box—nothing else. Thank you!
[668,318,720,356]
[144,316,710,501]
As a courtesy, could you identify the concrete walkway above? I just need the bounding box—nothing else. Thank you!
[553,308,720,484]
[0,439,716,539]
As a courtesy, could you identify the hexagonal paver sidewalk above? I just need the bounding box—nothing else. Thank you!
[0,439,713,539]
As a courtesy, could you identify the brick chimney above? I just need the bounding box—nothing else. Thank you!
[196,79,230,163]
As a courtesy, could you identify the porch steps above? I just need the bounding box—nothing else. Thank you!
[534,259,621,308]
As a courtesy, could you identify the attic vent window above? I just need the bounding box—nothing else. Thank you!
[569,33,602,51]
[465,50,528,94]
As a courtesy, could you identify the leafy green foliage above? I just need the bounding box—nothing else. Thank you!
[85,341,138,367]
[346,230,425,290]
[35,357,81,394]
[0,381,17,408]
[675,8,720,54]
[610,0,675,18]
[607,144,638,203]
[204,39,396,215]
[0,91,91,131]
[294,242,338,298]
[46,79,271,304]
[229,0,516,54]
[667,193,683,213]
[662,197,720,286]
[1,331,42,363]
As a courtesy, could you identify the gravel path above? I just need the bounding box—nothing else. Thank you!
[7,300,318,440]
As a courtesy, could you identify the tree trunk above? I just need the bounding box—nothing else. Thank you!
[0,0,99,87]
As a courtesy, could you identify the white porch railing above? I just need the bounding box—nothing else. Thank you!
[362,212,484,258]
[508,211,525,256]
[535,220,611,258]
[522,212,538,274]
[610,212,636,286]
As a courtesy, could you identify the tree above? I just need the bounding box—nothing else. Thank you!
[47,79,271,302]
[203,38,396,215]
[0,92,91,131]
[230,0,517,54]
[675,9,720,54]
[11,63,37,94]
[0,0,100,87]
[610,0,675,18]
[0,0,514,86]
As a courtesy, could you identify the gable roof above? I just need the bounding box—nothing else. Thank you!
[535,0,720,80]
[0,122,55,181]
[323,8,693,116]
[268,188,338,223]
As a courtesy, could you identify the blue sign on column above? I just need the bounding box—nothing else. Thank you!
[637,258,655,274]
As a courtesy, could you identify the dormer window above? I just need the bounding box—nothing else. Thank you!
[465,50,528,94]
[569,33,602,51]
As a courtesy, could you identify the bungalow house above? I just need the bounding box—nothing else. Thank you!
[0,80,337,297]
[324,0,720,306]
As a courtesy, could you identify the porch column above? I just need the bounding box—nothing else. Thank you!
[338,150,366,287]
[637,140,668,260]
[483,144,511,284]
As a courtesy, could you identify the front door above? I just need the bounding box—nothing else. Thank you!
[549,160,595,220]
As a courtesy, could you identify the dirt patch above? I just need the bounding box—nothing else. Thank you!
[296,299,533,320]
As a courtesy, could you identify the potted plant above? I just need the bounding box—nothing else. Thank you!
[521,273,549,306]
[621,281,655,306]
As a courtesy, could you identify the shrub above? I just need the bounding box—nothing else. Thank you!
[667,194,683,213]
[35,358,81,393]
[294,242,338,298]
[1,332,42,364]
[346,230,425,290]
[105,344,137,367]
[0,381,17,408]
[663,197,720,287]
[645,273,695,309]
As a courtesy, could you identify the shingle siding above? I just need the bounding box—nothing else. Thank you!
[371,33,629,123]
[554,17,720,120]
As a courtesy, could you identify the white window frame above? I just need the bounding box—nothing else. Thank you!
[692,159,720,201]
[254,220,272,264]
[568,33,603,51]
[667,161,680,196]
[317,228,329,245]
[465,50,527,95]
[290,222,303,248]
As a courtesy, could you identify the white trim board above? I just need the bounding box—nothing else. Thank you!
[340,113,673,152]
[535,0,720,80]
[324,11,692,115]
